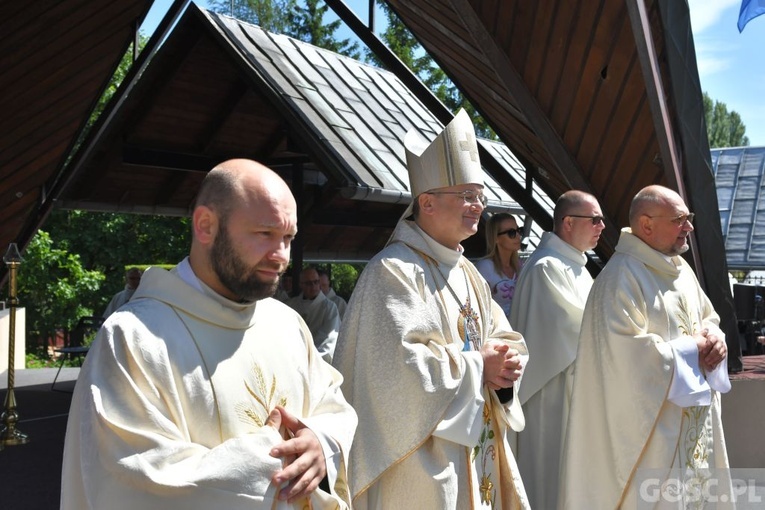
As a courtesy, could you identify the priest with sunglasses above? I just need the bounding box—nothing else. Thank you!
[508,190,605,510]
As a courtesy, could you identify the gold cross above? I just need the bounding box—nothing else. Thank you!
[458,131,478,162]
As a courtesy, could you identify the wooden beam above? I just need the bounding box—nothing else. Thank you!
[122,145,215,171]
[447,0,593,194]
[445,0,617,255]
[653,0,741,371]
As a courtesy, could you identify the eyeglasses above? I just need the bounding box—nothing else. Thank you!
[425,189,488,207]
[498,228,522,239]
[566,214,605,225]
[645,212,695,225]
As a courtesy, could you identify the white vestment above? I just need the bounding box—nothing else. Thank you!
[286,291,341,363]
[333,220,530,510]
[325,288,348,319]
[559,229,732,510]
[62,261,357,510]
[103,286,136,317]
[508,232,593,510]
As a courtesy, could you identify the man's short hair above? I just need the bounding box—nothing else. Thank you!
[194,167,241,225]
[301,266,320,281]
[628,186,667,227]
[553,190,597,231]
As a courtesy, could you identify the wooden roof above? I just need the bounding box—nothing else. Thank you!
[1,0,738,364]
[0,0,155,266]
[53,6,544,261]
[339,0,737,364]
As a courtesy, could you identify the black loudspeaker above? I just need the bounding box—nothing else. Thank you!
[734,283,757,320]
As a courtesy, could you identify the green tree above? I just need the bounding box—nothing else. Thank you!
[41,210,190,314]
[287,0,360,58]
[367,4,496,139]
[703,92,749,148]
[208,0,297,33]
[17,231,104,352]
[316,263,363,300]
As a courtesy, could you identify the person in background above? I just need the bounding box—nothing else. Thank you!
[318,269,348,320]
[475,212,523,318]
[102,267,142,317]
[560,185,732,509]
[508,190,603,509]
[62,159,357,510]
[286,267,341,363]
[274,272,292,302]
[333,109,530,509]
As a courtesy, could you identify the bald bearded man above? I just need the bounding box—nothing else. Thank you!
[62,159,357,510]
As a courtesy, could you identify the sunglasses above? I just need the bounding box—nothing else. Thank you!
[498,228,522,239]
[566,214,605,225]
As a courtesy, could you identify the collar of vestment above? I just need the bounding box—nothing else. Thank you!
[539,231,588,266]
[289,290,328,311]
[390,219,464,270]
[614,228,681,276]
[132,260,261,329]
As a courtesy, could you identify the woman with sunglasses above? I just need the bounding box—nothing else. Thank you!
[475,212,524,318]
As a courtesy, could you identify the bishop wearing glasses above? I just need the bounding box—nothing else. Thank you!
[508,189,605,510]
[333,109,530,509]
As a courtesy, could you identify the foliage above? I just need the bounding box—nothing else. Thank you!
[26,349,84,369]
[26,349,60,368]
[41,210,190,313]
[703,92,749,148]
[208,0,297,33]
[93,38,144,121]
[320,263,364,300]
[287,0,360,58]
[16,231,104,347]
[366,3,496,139]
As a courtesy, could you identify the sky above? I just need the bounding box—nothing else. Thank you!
[688,0,765,147]
[142,0,765,147]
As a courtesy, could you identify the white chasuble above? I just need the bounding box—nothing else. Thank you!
[334,220,530,510]
[285,290,341,363]
[508,231,592,509]
[560,229,732,510]
[62,264,357,510]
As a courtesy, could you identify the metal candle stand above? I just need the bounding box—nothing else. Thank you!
[1,243,29,447]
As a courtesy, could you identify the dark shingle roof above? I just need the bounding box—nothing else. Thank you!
[207,11,526,212]
[712,146,765,269]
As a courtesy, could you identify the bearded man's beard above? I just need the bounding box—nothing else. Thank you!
[211,225,281,302]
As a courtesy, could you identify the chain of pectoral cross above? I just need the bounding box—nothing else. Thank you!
[429,260,481,351]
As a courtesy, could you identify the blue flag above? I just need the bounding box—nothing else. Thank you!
[738,0,765,32]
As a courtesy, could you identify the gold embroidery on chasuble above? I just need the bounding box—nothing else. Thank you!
[675,294,699,338]
[419,251,505,507]
[472,402,500,507]
[679,405,714,509]
[235,362,288,428]
[672,292,714,507]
